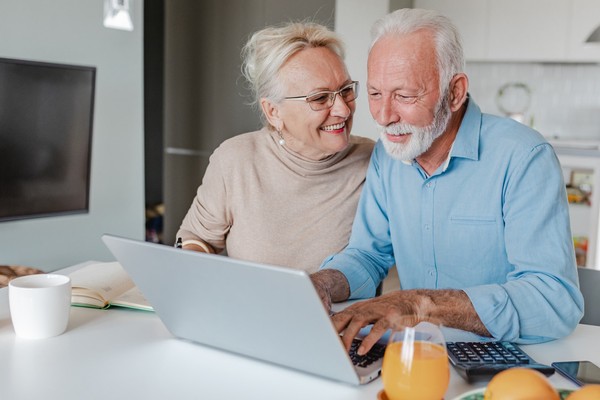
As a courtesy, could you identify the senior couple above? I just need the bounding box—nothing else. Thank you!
[177,8,583,354]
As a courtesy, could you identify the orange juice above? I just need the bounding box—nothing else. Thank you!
[382,341,449,400]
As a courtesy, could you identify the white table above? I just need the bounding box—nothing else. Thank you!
[0,265,596,400]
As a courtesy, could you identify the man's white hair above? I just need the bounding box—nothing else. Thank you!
[370,8,465,95]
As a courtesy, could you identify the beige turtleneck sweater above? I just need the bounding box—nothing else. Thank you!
[177,128,374,273]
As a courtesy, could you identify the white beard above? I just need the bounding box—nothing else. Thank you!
[378,94,452,162]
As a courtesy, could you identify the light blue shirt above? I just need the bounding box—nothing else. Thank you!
[321,98,584,344]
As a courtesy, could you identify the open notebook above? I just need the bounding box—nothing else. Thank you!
[102,234,383,385]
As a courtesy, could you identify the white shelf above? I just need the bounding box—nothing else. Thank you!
[556,153,600,268]
[569,203,592,237]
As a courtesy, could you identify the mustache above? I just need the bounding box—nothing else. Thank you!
[377,122,421,136]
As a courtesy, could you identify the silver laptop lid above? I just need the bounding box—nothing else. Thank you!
[102,234,363,385]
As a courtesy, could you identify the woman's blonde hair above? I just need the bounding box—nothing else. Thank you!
[241,21,345,123]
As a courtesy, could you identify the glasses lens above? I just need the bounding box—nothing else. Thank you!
[340,82,358,102]
[306,92,334,111]
[305,82,359,111]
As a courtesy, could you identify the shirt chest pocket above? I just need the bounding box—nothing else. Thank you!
[447,215,499,247]
[443,215,502,276]
[449,215,497,225]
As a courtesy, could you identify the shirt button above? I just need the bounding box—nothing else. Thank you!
[426,182,432,188]
[429,270,435,276]
[424,224,430,230]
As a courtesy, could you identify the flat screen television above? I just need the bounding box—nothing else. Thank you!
[0,57,96,222]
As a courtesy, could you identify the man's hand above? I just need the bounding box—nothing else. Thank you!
[332,291,421,355]
[310,269,351,313]
[332,289,491,355]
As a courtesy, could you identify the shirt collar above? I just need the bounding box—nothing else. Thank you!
[401,95,482,172]
[450,95,481,162]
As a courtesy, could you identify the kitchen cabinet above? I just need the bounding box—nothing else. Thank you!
[413,0,600,62]
[487,0,569,61]
[413,0,488,60]
[567,0,600,61]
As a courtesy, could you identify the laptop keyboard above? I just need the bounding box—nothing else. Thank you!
[349,338,386,368]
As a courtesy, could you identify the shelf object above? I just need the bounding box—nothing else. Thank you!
[103,0,133,31]
[587,24,600,43]
[555,152,600,268]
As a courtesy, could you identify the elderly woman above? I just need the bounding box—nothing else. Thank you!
[176,21,374,272]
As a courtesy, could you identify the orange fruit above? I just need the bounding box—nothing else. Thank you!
[567,384,600,399]
[484,367,559,400]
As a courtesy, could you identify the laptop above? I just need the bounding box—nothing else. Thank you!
[101,234,383,385]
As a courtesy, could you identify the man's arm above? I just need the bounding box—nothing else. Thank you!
[316,143,397,301]
[310,269,351,312]
[332,289,491,355]
[465,143,583,342]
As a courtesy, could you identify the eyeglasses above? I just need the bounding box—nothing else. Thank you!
[283,81,359,111]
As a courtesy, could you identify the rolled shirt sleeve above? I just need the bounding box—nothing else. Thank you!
[464,143,583,343]
[321,143,396,298]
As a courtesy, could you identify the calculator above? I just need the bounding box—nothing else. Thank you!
[446,341,555,382]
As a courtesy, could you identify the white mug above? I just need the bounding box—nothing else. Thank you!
[9,274,71,339]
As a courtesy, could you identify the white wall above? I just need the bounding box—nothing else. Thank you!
[0,0,145,270]
[335,0,413,140]
[466,62,600,140]
[335,0,389,141]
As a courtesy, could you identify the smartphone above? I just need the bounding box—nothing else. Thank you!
[552,361,600,386]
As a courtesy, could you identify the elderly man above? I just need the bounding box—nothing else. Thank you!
[311,8,583,355]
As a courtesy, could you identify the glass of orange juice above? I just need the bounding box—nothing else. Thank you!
[381,320,450,400]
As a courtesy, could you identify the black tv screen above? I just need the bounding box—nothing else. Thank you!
[0,57,95,222]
